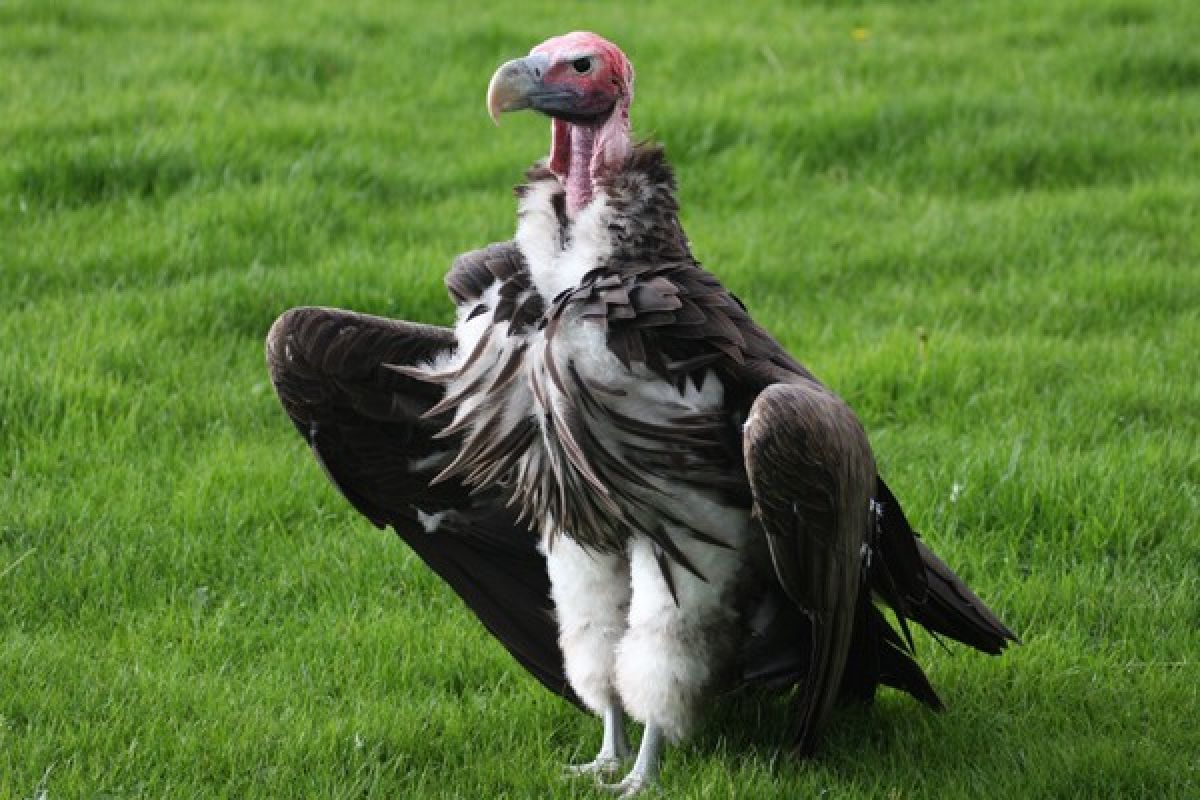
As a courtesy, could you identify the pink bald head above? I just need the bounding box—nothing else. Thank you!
[531,32,634,189]
[487,32,635,214]
[528,31,635,116]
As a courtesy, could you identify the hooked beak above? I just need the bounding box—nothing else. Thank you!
[486,55,550,125]
[486,53,615,126]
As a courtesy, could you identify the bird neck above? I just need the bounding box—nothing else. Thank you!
[548,105,632,216]
[563,123,597,215]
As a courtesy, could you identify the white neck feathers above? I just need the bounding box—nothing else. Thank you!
[515,177,616,300]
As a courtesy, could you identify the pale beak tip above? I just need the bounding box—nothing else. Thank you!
[485,67,506,126]
[486,57,536,127]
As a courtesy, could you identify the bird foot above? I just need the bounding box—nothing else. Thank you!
[563,756,626,778]
[599,723,662,797]
[564,701,632,780]
[599,767,655,798]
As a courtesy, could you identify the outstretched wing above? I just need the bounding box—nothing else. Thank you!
[742,380,876,755]
[266,306,575,703]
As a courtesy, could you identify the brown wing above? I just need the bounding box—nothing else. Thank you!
[575,256,1014,714]
[444,240,533,308]
[737,363,1014,729]
[585,145,1012,726]
[743,380,876,755]
[266,306,576,704]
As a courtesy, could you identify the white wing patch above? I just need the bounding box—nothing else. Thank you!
[416,509,447,534]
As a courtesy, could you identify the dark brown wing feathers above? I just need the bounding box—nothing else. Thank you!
[266,306,577,705]
[744,382,876,755]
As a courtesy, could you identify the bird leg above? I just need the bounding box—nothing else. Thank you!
[601,723,663,798]
[565,700,631,777]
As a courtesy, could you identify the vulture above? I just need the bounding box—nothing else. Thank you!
[266,32,1016,796]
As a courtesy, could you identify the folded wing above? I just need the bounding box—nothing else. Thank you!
[743,380,876,754]
[739,368,1015,749]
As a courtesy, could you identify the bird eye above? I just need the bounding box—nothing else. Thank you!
[571,57,593,74]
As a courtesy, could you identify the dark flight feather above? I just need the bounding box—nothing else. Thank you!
[266,306,577,706]
[744,381,874,754]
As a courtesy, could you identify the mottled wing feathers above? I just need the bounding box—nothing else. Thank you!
[539,256,790,408]
[267,307,456,527]
[526,146,807,397]
[743,381,875,755]
[445,242,546,336]
[445,242,526,305]
[266,306,576,704]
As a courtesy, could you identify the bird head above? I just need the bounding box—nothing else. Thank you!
[487,32,634,213]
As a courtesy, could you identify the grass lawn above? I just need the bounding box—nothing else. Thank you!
[2,0,1197,797]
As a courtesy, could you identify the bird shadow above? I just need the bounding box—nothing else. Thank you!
[684,685,963,784]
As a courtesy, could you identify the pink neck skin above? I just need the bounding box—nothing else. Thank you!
[564,125,596,215]
[548,103,631,217]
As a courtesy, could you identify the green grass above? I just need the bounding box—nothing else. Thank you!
[2,0,1197,797]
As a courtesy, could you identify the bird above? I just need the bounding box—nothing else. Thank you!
[266,31,1016,796]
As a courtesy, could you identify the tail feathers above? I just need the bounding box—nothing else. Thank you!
[872,478,930,606]
[875,614,943,710]
[839,591,943,711]
[739,586,942,713]
[872,477,1018,656]
[910,540,1018,655]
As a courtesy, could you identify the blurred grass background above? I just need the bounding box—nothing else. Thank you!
[1,0,1197,797]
